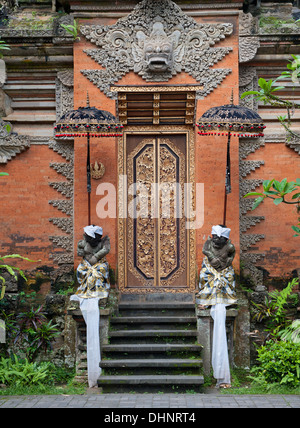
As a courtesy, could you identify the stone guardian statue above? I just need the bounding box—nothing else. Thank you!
[196,225,237,389]
[75,225,111,299]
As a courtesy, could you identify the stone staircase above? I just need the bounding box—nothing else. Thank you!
[98,294,204,393]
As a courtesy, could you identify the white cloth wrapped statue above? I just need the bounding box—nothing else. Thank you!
[196,225,237,389]
[71,225,110,387]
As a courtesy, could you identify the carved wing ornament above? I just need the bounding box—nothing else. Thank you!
[80,0,233,99]
[0,120,31,164]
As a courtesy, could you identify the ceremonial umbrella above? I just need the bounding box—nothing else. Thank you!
[197,94,265,225]
[54,94,123,224]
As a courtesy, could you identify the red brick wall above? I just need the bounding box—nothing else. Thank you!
[0,145,70,273]
[244,142,300,279]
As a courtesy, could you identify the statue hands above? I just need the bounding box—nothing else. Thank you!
[210,257,222,270]
[89,255,98,266]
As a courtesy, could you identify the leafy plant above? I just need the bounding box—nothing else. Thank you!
[251,278,299,339]
[16,305,47,331]
[249,340,300,388]
[0,310,17,340]
[0,354,53,387]
[244,178,300,236]
[241,55,300,142]
[0,254,39,301]
[56,287,74,295]
[28,320,60,357]
[18,291,36,305]
[14,305,59,360]
[242,76,286,105]
[0,40,10,59]
[60,19,80,41]
[278,320,300,344]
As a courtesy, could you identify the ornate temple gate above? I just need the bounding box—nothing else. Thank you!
[114,85,198,294]
[126,133,187,290]
[119,129,196,294]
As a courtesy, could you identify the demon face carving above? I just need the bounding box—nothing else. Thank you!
[134,21,182,76]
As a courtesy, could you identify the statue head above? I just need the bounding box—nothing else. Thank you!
[211,224,231,249]
[136,21,181,73]
[84,225,103,247]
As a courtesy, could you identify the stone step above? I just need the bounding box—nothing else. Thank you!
[97,294,201,392]
[100,358,203,368]
[98,374,204,386]
[109,329,198,338]
[102,343,202,353]
[118,302,196,317]
[110,316,197,324]
[118,302,195,310]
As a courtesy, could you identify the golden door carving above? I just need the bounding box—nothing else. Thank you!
[126,135,187,291]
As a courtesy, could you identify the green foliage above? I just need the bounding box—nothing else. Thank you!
[251,278,299,339]
[16,305,46,330]
[241,55,300,146]
[14,306,59,360]
[60,19,80,41]
[0,355,77,391]
[28,320,60,356]
[259,16,299,29]
[269,278,299,324]
[279,320,300,344]
[0,354,53,387]
[241,55,300,105]
[249,341,300,388]
[244,178,300,236]
[279,54,300,85]
[0,254,39,301]
[0,40,10,59]
[2,305,59,362]
[241,76,286,105]
[56,287,74,295]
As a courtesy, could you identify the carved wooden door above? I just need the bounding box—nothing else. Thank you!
[126,134,188,291]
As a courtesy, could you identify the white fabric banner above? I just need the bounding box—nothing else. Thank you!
[210,303,231,387]
[71,295,101,387]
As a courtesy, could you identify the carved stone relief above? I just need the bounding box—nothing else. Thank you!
[0,132,30,163]
[239,12,258,36]
[239,137,265,287]
[238,64,266,287]
[48,137,74,266]
[48,71,74,266]
[239,67,258,112]
[56,69,74,121]
[239,12,260,64]
[80,0,233,99]
[286,134,300,155]
[239,36,260,64]
[0,118,31,163]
